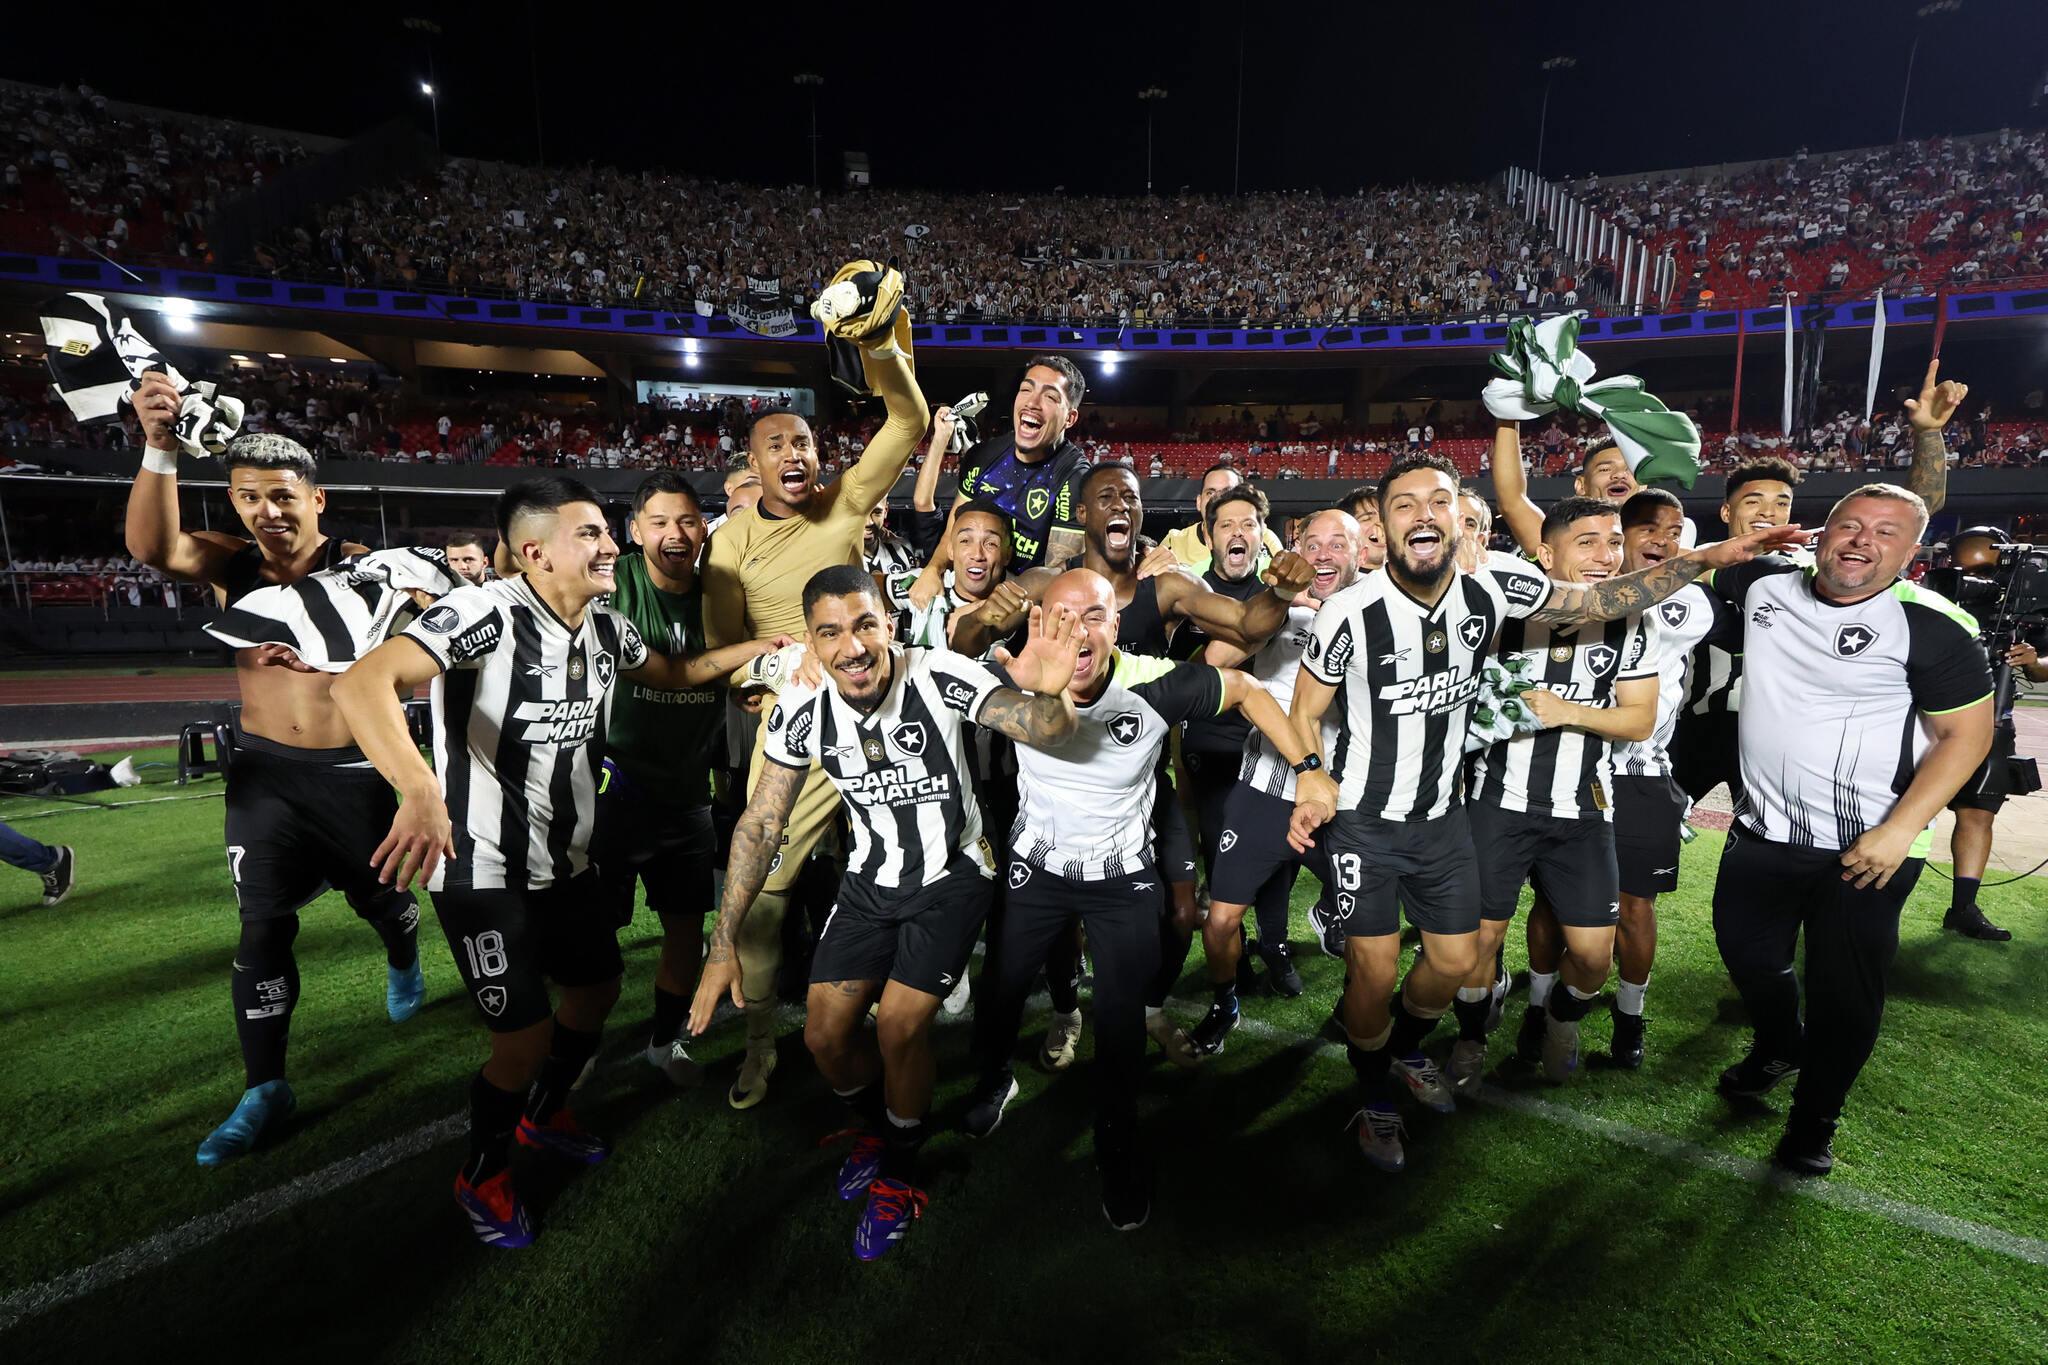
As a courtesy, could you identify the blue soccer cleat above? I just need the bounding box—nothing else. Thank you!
[196,1079,296,1167]
[514,1109,610,1164]
[454,1168,534,1249]
[853,1178,928,1262]
[386,959,426,1023]
[821,1128,885,1201]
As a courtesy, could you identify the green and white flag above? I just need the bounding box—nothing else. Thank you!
[1482,313,1703,488]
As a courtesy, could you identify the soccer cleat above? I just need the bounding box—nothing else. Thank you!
[1609,1011,1646,1070]
[1189,996,1240,1056]
[962,1074,1020,1139]
[453,1168,534,1249]
[645,1038,704,1087]
[1719,1049,1802,1100]
[1145,1011,1203,1071]
[854,1178,929,1261]
[1097,1147,1152,1232]
[1307,898,1346,959]
[1514,1003,1548,1066]
[515,1109,610,1164]
[1542,1014,1581,1083]
[195,1079,296,1166]
[1389,1053,1456,1114]
[941,972,972,1016]
[1771,1117,1837,1178]
[1486,959,1510,1034]
[1351,1104,1407,1172]
[1447,1038,1487,1093]
[1259,941,1304,998]
[823,1128,886,1201]
[1944,906,2014,942]
[1038,1009,1083,1072]
[38,846,75,907]
[729,1039,778,1110]
[386,959,426,1023]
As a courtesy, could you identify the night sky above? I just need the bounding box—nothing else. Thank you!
[7,0,2045,193]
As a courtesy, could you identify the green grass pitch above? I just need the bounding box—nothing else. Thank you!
[2,754,2045,1363]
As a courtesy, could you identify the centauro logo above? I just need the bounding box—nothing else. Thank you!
[844,767,952,807]
[1379,671,1482,717]
[514,696,602,744]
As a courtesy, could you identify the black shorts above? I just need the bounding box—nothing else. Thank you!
[1613,772,1689,897]
[1949,722,2018,814]
[1321,806,1479,938]
[590,763,717,929]
[810,860,993,998]
[430,870,623,1033]
[1208,783,1332,907]
[1153,768,1198,886]
[221,727,417,925]
[1468,801,1620,928]
[1670,710,1741,804]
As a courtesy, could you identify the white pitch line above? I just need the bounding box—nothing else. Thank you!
[5,999,2044,1335]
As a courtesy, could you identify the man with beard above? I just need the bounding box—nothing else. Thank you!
[1151,463,1284,576]
[1191,509,1362,1051]
[954,464,1311,1066]
[445,533,492,586]
[1705,484,1990,1176]
[1454,492,1493,572]
[864,498,920,577]
[1488,425,1642,558]
[592,471,726,1087]
[961,569,1337,1230]
[701,311,928,1110]
[1288,454,1804,1172]
[1340,486,1388,572]
[125,375,426,1168]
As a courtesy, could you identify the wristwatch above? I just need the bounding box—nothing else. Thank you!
[1291,754,1323,775]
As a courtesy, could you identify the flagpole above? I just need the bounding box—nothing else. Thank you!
[1731,306,1747,434]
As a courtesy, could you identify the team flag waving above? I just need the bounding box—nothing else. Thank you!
[1482,313,1702,489]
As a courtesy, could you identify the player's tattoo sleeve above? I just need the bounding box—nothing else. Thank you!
[1908,428,1949,514]
[705,761,805,963]
[1529,555,1707,626]
[974,687,1078,749]
[1044,528,1086,570]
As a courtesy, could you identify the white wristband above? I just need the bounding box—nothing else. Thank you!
[142,446,179,476]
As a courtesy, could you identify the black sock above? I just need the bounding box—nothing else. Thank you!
[361,895,420,970]
[1547,984,1595,1023]
[465,1070,525,1184]
[1046,933,1083,1014]
[650,986,688,1047]
[1347,1039,1394,1103]
[1452,994,1490,1043]
[1951,877,1982,917]
[524,1020,602,1125]
[232,916,300,1088]
[838,1082,887,1130]
[1387,989,1440,1057]
[880,1112,928,1181]
[1212,980,1238,1008]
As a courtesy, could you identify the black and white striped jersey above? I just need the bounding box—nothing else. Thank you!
[876,569,1020,798]
[763,646,1007,890]
[1304,552,1554,821]
[1709,560,1991,852]
[1466,612,1658,820]
[1011,651,1224,880]
[1683,546,1810,716]
[1614,584,1721,779]
[402,577,648,892]
[1238,603,1342,801]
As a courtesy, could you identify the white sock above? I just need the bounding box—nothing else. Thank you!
[1565,984,1597,1003]
[1616,977,1649,1017]
[1454,986,1492,1004]
[1527,971,1557,1009]
[885,1107,921,1130]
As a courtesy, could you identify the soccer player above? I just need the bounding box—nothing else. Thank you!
[1191,508,1362,1051]
[881,499,1013,649]
[690,566,1082,1260]
[333,476,782,1248]
[1151,463,1285,575]
[701,315,928,1108]
[1454,491,1493,573]
[1447,497,1657,1088]
[864,499,920,576]
[124,373,426,1167]
[1704,484,1991,1176]
[1288,453,1804,1172]
[445,532,492,586]
[1340,485,1388,571]
[592,471,727,1086]
[962,568,1337,1230]
[0,822,74,906]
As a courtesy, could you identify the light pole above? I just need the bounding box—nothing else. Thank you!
[794,73,824,188]
[1138,87,1168,195]
[1897,1,1962,143]
[1534,56,1575,180]
[419,81,439,150]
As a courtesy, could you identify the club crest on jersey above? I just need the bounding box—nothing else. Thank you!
[863,737,887,762]
[1659,600,1691,629]
[891,722,927,757]
[568,655,585,682]
[1458,616,1489,650]
[1026,487,1050,520]
[1585,643,1618,675]
[1424,631,1446,654]
[1105,712,1144,747]
[1550,643,1573,662]
[1219,829,1238,853]
[477,986,507,1017]
[1834,623,1880,657]
[419,604,462,634]
[1008,861,1032,889]
[594,650,615,688]
[1336,891,1356,916]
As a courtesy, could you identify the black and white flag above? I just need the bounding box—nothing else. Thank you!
[39,292,244,457]
[204,546,467,671]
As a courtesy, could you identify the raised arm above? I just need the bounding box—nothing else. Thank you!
[122,372,243,586]
[1488,419,1544,554]
[914,407,956,514]
[626,635,787,691]
[698,523,758,687]
[1160,552,1311,650]
[1903,357,1966,515]
[689,758,807,1033]
[841,345,932,514]
[330,638,450,890]
[1525,524,1810,627]
[950,569,1052,656]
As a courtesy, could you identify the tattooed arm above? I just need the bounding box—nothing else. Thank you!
[974,686,1078,749]
[1525,524,1812,627]
[688,759,805,1034]
[1902,357,1966,515]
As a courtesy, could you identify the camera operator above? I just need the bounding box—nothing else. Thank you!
[1925,528,2048,941]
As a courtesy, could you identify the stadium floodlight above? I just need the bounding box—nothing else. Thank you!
[1100,354,1120,376]
[419,82,434,95]
[1138,88,1169,195]
[266,352,287,359]
[419,79,440,150]
[161,297,197,333]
